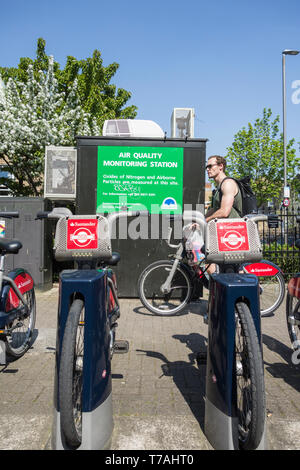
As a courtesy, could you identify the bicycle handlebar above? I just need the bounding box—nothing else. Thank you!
[36,207,73,220]
[36,208,149,230]
[36,211,50,219]
[105,210,149,234]
[245,213,268,222]
[105,210,149,224]
[0,211,19,219]
[164,211,279,249]
[164,211,206,249]
[182,210,206,230]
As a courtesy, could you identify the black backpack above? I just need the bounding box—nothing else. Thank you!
[219,176,258,217]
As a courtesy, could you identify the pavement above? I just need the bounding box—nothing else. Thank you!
[0,284,300,451]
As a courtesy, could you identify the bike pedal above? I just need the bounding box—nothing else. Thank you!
[114,340,129,354]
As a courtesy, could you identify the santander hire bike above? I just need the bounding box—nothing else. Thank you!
[139,210,276,449]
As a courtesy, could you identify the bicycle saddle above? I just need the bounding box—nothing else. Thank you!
[0,238,22,254]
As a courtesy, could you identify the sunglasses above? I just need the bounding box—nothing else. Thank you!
[205,163,218,170]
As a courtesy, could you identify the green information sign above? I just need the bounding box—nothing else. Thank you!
[96,146,183,213]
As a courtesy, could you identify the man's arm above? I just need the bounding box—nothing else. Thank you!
[205,179,238,222]
[205,207,215,218]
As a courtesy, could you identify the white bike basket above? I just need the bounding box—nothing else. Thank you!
[54,215,112,261]
[205,217,262,264]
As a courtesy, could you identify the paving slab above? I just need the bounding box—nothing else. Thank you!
[0,286,299,450]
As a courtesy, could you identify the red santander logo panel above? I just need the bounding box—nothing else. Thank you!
[67,219,98,250]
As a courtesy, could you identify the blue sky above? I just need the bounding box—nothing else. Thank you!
[1,0,300,159]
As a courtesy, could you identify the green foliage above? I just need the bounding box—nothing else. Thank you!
[0,38,138,196]
[263,242,300,275]
[0,38,137,132]
[225,108,300,207]
[0,56,100,196]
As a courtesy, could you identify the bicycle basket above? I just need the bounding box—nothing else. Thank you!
[54,215,112,261]
[205,217,262,264]
[183,224,205,266]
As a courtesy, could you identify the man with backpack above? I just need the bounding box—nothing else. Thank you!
[205,155,242,222]
[202,155,246,277]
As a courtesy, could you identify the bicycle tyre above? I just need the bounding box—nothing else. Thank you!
[286,292,300,349]
[138,260,192,315]
[59,298,85,449]
[243,262,285,316]
[235,301,265,450]
[259,270,285,317]
[5,287,36,359]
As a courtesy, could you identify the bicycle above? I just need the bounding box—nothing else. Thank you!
[0,211,36,364]
[286,237,300,353]
[170,211,267,449]
[37,207,147,450]
[138,214,284,317]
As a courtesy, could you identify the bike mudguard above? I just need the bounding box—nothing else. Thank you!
[242,259,281,276]
[287,274,300,298]
[0,268,34,312]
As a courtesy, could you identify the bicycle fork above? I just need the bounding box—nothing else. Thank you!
[160,244,184,294]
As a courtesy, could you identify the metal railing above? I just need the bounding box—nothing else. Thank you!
[259,206,300,279]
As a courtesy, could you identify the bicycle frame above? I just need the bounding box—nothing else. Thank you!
[287,273,300,299]
[285,229,300,352]
[160,243,185,294]
[0,256,31,327]
[157,211,268,449]
[159,215,206,294]
[0,241,35,365]
[45,207,147,450]
[286,273,300,351]
[203,214,267,450]
[160,213,281,300]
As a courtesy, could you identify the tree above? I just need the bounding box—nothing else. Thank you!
[0,39,138,196]
[0,56,100,196]
[225,108,300,207]
[0,38,137,130]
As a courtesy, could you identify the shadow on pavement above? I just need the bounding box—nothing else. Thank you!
[136,332,208,430]
[263,333,300,393]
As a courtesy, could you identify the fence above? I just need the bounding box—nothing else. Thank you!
[259,205,300,279]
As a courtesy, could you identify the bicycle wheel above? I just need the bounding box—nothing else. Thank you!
[59,298,85,449]
[259,271,285,317]
[138,260,192,315]
[235,301,265,450]
[5,287,36,359]
[243,262,285,316]
[286,292,300,349]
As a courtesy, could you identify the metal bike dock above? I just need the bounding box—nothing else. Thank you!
[204,272,266,450]
[52,269,113,450]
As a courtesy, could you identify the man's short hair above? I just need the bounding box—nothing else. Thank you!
[208,155,227,171]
